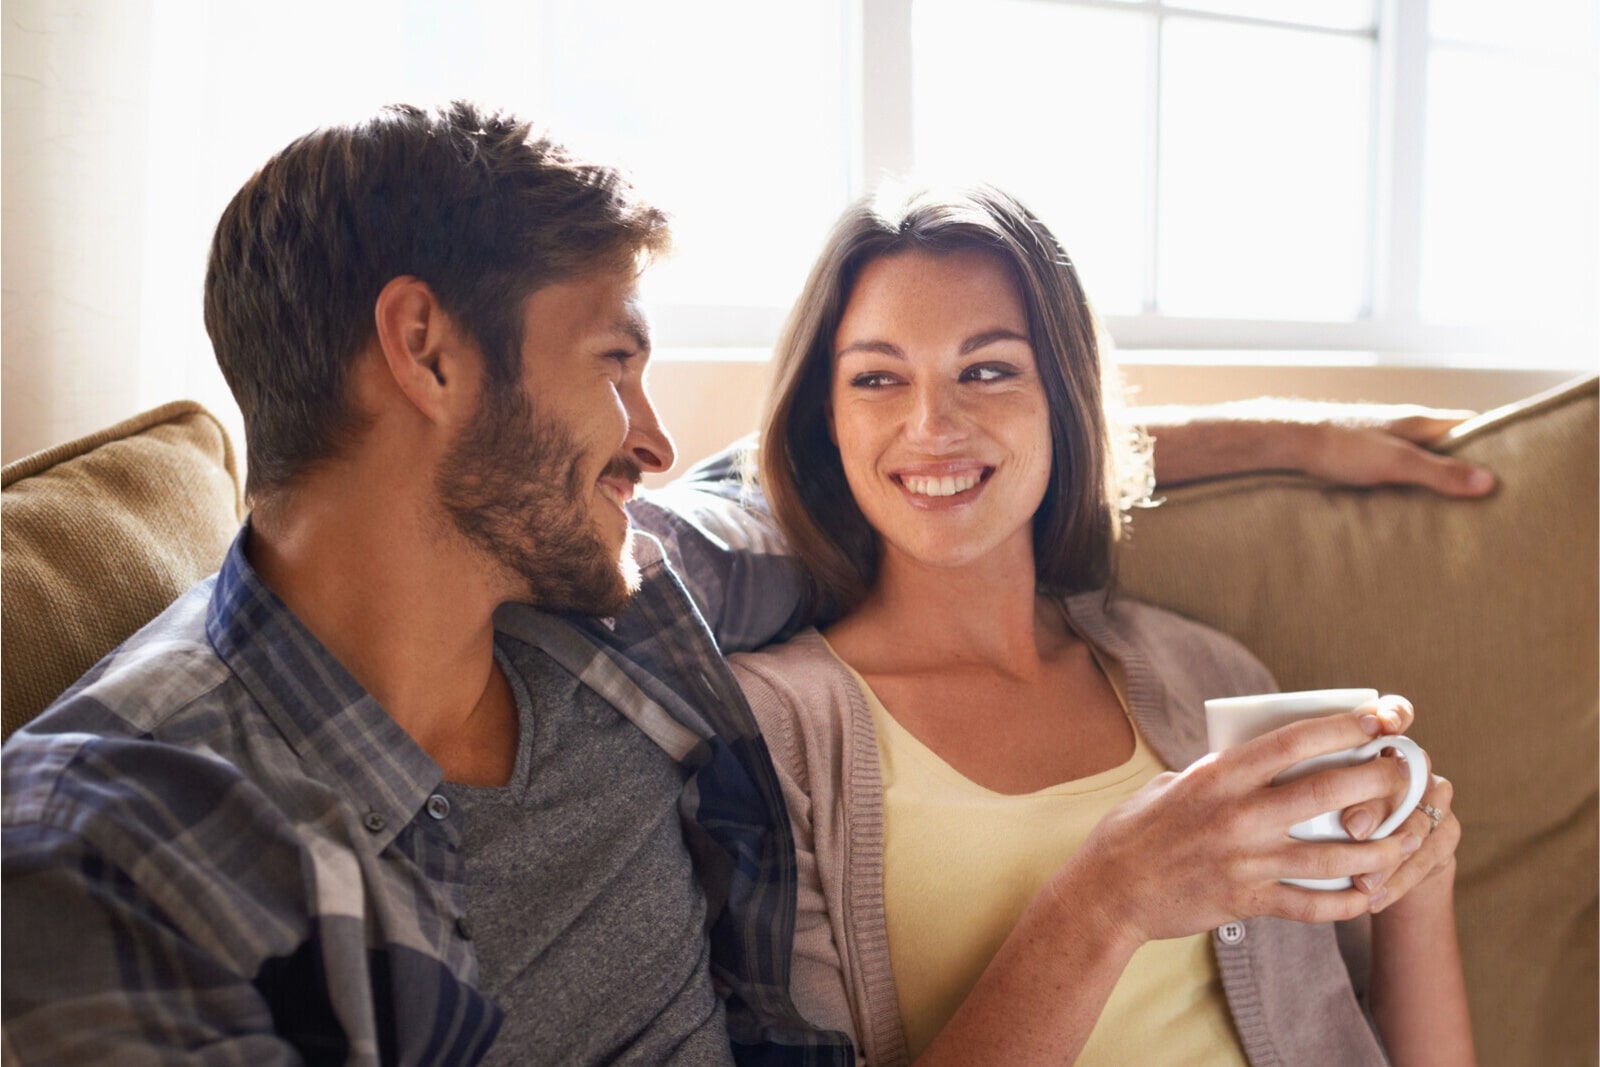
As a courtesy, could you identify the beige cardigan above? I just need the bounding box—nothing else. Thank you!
[730,591,1389,1067]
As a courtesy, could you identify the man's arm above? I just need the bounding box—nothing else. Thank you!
[629,436,808,653]
[3,821,300,1065]
[1137,401,1497,495]
[630,405,1496,647]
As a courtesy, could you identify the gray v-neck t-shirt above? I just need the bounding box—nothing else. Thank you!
[440,639,732,1065]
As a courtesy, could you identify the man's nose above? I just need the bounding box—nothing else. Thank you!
[624,388,675,474]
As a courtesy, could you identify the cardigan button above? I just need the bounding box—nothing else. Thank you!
[1217,922,1246,945]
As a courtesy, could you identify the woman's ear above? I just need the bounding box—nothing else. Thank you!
[372,276,476,424]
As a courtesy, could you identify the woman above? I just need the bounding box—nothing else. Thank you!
[729,186,1473,1065]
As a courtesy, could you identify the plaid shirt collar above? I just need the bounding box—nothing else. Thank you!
[204,526,442,850]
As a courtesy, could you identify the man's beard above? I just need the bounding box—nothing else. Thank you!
[437,386,640,616]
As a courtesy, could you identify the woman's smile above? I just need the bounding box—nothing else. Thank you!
[830,247,1053,570]
[890,464,995,507]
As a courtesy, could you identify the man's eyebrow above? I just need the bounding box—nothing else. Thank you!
[960,328,1030,355]
[613,312,651,356]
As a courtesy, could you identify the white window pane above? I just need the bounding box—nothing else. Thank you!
[912,0,1151,315]
[1421,45,1600,332]
[523,1,852,310]
[1167,0,1375,32]
[1431,0,1597,57]
[1158,19,1373,320]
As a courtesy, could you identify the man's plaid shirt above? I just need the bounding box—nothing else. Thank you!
[1,455,854,1065]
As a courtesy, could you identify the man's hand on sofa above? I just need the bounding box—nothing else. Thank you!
[1139,401,1497,497]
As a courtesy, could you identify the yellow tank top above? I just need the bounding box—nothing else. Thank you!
[854,665,1250,1065]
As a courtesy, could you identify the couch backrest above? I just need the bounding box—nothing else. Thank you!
[1117,375,1599,1067]
[1,400,243,739]
[3,383,1594,1066]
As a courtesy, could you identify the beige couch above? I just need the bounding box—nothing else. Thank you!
[3,378,1596,1066]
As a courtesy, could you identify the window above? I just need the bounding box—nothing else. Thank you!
[137,0,1596,385]
[898,0,1597,366]
[1421,1,1599,343]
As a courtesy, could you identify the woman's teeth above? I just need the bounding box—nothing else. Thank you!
[902,472,981,498]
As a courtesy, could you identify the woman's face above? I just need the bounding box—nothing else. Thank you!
[829,247,1053,576]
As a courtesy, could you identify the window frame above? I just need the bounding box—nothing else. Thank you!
[656,0,1592,368]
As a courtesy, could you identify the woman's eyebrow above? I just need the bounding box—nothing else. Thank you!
[835,339,905,361]
[960,328,1030,355]
[836,329,1029,361]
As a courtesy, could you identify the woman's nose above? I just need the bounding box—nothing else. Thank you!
[906,382,964,445]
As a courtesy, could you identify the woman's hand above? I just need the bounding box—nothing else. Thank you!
[1063,709,1424,948]
[1342,696,1476,1064]
[922,703,1475,1066]
[1336,695,1462,912]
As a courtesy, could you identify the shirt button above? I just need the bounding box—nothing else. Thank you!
[362,811,386,833]
[1217,922,1247,945]
[426,794,451,820]
[456,916,474,941]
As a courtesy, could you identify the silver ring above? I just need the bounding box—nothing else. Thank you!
[1418,802,1444,831]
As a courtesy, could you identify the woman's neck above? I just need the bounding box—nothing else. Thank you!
[828,538,1062,678]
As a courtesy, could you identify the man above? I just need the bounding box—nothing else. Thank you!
[3,101,830,1066]
[1,102,1492,1066]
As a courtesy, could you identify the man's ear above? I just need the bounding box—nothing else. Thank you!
[372,276,475,424]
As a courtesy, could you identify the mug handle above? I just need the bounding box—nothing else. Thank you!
[1358,734,1430,839]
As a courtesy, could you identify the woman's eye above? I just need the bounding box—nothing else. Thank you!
[850,372,900,388]
[962,364,1016,383]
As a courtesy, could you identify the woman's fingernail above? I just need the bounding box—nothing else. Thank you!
[1346,811,1375,839]
[1466,467,1495,494]
[1369,887,1388,911]
[1360,713,1380,736]
[1401,834,1422,855]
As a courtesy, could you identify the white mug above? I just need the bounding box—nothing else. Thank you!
[1204,688,1429,890]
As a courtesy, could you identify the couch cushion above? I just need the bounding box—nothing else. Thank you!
[2,401,242,739]
[1116,375,1598,1067]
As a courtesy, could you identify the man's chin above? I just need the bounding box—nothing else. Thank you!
[618,536,642,599]
[523,535,639,618]
[588,532,643,617]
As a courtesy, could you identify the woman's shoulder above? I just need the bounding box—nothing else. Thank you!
[728,627,848,700]
[729,629,865,768]
[1065,590,1276,693]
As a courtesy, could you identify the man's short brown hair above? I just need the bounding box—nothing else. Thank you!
[204,101,670,501]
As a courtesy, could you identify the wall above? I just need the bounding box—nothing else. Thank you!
[2,0,156,461]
